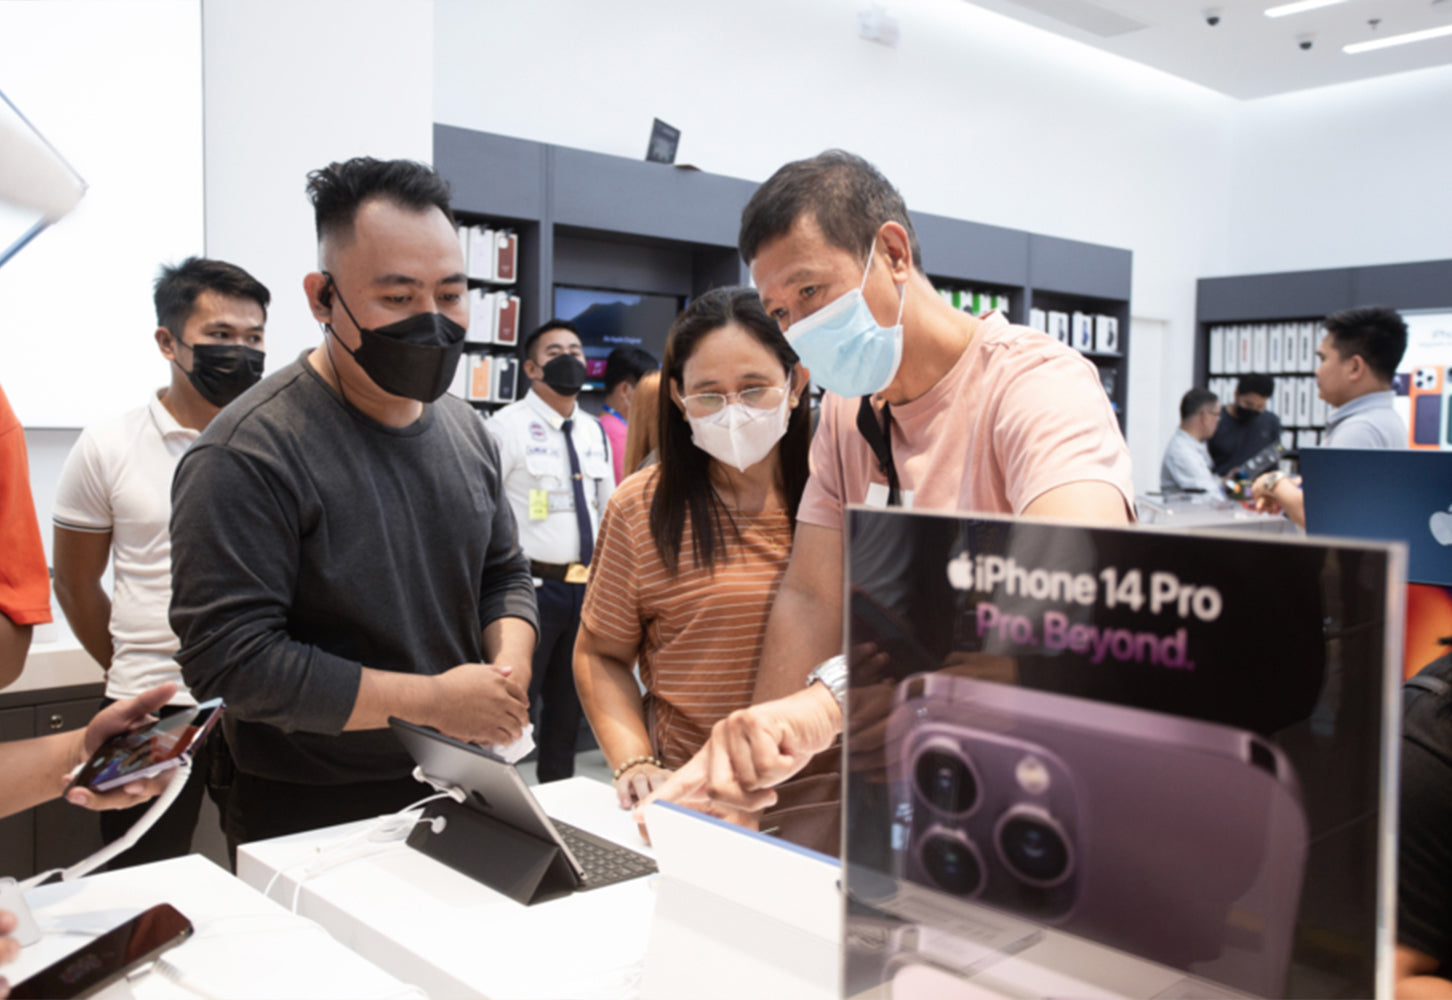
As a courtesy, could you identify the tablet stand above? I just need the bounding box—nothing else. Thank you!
[408,799,577,906]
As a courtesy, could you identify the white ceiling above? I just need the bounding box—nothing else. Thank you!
[965,0,1452,98]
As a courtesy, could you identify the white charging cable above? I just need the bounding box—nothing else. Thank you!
[18,759,194,894]
[261,776,467,913]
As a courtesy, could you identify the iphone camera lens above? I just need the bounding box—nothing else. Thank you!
[914,746,977,815]
[919,830,985,896]
[996,810,1072,886]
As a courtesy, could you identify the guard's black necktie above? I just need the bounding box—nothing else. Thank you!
[560,418,594,565]
[855,396,901,506]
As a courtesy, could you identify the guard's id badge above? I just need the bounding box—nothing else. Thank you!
[528,489,550,520]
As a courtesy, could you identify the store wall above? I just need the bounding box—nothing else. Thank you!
[1220,62,1452,277]
[431,0,1238,493]
[201,0,435,368]
[23,0,434,638]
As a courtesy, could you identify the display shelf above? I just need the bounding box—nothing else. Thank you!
[1196,258,1452,456]
[435,125,1133,426]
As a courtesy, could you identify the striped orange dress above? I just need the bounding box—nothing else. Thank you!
[579,467,793,769]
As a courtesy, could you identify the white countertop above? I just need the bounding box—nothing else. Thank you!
[9,638,103,695]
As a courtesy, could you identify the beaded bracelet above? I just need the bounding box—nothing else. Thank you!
[612,754,663,781]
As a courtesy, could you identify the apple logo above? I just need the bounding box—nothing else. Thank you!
[947,551,973,590]
[1431,507,1452,547]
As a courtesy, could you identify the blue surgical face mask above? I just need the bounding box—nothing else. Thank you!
[781,237,906,398]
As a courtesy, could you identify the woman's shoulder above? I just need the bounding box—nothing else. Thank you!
[608,465,661,521]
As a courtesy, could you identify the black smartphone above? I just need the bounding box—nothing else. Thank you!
[8,903,193,998]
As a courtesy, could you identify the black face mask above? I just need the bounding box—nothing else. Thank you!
[1233,405,1262,425]
[175,341,265,408]
[540,354,587,397]
[324,274,466,403]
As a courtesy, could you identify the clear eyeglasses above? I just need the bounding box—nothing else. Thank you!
[680,384,787,418]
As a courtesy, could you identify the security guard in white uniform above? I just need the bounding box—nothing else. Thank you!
[486,320,613,781]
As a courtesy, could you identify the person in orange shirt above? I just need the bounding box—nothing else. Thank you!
[0,383,51,687]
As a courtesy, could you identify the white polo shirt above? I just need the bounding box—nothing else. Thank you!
[53,391,200,704]
[485,389,613,567]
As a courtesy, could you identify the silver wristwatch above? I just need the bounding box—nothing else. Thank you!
[805,654,848,709]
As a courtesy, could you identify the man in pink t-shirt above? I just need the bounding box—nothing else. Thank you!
[648,150,1133,825]
[599,346,659,484]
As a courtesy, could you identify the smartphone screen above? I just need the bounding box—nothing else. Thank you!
[67,698,222,793]
[8,903,192,999]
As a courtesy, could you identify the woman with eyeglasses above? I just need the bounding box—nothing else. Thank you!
[575,286,814,823]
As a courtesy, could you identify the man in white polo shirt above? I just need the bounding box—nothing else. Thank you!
[52,257,268,866]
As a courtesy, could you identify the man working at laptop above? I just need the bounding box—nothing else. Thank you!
[1252,306,1408,529]
[646,150,1133,830]
[170,158,538,859]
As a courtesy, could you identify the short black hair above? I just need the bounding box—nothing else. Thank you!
[738,150,922,271]
[1236,373,1274,398]
[1180,387,1218,421]
[1324,306,1408,382]
[154,257,270,339]
[523,320,581,363]
[603,346,659,394]
[305,157,455,244]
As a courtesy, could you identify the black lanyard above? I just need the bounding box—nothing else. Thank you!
[855,396,902,507]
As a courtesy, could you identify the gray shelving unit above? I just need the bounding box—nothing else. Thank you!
[1195,258,1452,451]
[436,125,1133,424]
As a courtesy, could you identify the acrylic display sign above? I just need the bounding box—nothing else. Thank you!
[842,509,1403,1000]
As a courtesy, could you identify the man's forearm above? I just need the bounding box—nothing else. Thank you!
[482,615,536,690]
[53,578,112,670]
[345,667,438,732]
[0,728,83,820]
[753,580,841,703]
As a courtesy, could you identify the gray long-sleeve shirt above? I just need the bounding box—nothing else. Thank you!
[170,356,538,785]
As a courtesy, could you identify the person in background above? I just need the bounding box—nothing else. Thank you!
[622,370,662,476]
[599,346,659,484]
[1160,388,1224,497]
[487,321,613,782]
[52,257,269,868]
[1313,305,1408,448]
[170,157,536,859]
[1208,372,1282,477]
[1252,306,1409,528]
[575,288,813,831]
[1396,650,1452,999]
[645,150,1132,829]
[0,383,50,688]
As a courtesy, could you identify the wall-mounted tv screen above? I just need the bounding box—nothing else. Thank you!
[553,285,681,392]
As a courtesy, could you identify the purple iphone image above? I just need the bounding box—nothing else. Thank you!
[884,672,1308,998]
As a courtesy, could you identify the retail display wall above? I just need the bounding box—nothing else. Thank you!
[1196,258,1452,454]
[434,126,1133,424]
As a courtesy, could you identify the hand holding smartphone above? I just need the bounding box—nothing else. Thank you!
[67,698,222,795]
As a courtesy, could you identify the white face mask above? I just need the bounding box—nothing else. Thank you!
[686,386,792,473]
